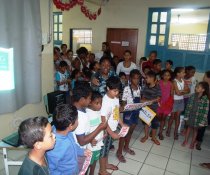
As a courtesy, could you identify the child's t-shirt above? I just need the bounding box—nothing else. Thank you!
[86,108,104,151]
[142,84,161,111]
[55,70,69,91]
[101,94,120,131]
[18,156,49,175]
[184,76,197,98]
[116,62,137,75]
[74,109,90,148]
[46,126,84,175]
[122,85,141,104]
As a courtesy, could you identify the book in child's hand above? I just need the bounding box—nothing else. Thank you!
[124,102,152,111]
[139,106,156,126]
[79,152,93,175]
[118,126,130,137]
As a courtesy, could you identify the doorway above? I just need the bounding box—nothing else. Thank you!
[106,28,139,62]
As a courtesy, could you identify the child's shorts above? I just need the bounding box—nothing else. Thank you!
[100,134,113,158]
[90,150,101,165]
[142,117,159,129]
[123,111,139,126]
[172,99,184,112]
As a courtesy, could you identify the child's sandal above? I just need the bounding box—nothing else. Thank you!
[181,141,188,147]
[140,136,148,143]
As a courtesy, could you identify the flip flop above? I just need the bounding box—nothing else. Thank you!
[106,164,119,171]
[116,153,126,163]
[140,136,148,143]
[98,171,111,175]
[124,148,135,155]
[151,138,160,145]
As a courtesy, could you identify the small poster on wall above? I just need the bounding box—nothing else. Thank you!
[121,41,129,47]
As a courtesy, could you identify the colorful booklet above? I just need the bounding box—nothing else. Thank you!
[79,152,93,175]
[118,126,130,137]
[139,106,156,125]
[124,101,152,111]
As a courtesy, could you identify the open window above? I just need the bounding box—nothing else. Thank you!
[168,9,209,51]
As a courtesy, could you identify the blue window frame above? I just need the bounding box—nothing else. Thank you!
[145,8,210,72]
[53,12,63,46]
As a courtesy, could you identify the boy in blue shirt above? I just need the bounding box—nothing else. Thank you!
[46,104,91,175]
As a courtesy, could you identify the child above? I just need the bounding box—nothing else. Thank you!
[73,82,106,148]
[89,53,96,64]
[89,61,100,75]
[166,67,190,140]
[99,76,125,175]
[18,117,55,175]
[182,82,209,149]
[181,66,197,135]
[70,69,82,90]
[165,60,173,72]
[91,57,116,96]
[116,50,137,78]
[140,71,162,145]
[46,104,91,175]
[157,70,174,140]
[152,59,162,80]
[196,71,210,150]
[116,69,141,162]
[55,61,70,93]
[67,49,73,62]
[119,72,127,105]
[86,92,104,175]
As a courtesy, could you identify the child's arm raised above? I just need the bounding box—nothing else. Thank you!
[76,122,107,146]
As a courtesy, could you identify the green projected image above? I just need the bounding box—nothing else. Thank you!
[0,48,14,90]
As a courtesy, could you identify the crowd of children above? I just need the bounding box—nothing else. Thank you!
[18,44,210,175]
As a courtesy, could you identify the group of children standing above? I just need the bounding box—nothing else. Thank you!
[17,46,210,175]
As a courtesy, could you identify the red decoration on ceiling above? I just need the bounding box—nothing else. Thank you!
[53,0,102,20]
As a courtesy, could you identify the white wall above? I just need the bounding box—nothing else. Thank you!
[54,0,210,59]
[0,0,53,139]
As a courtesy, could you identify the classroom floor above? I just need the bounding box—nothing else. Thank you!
[0,123,210,175]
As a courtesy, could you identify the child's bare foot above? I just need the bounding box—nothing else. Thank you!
[158,133,164,140]
[189,143,195,149]
[116,153,126,163]
[140,136,148,143]
[151,138,160,145]
[98,171,111,175]
[166,129,170,137]
[123,148,135,155]
[182,141,188,147]
[106,164,118,171]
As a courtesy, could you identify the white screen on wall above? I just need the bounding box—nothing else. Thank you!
[0,48,14,90]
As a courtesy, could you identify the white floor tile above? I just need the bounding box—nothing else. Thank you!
[112,170,132,175]
[173,140,192,153]
[164,171,178,175]
[125,148,148,163]
[191,154,210,167]
[166,159,190,175]
[160,137,174,148]
[150,144,171,158]
[192,149,210,159]
[190,165,210,175]
[138,164,164,175]
[132,139,153,152]
[170,149,191,164]
[118,158,142,175]
[145,153,168,169]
